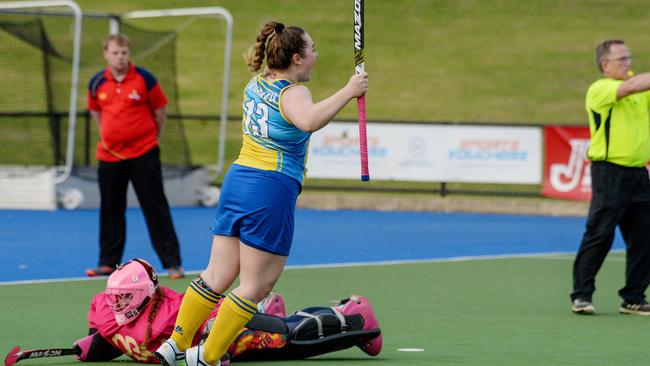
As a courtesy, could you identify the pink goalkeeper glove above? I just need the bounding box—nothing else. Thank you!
[72,334,94,361]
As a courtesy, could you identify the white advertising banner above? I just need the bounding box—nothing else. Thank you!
[306,122,542,184]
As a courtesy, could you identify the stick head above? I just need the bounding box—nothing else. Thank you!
[5,346,21,366]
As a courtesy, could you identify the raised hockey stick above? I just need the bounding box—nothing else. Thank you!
[354,0,369,181]
[5,345,80,366]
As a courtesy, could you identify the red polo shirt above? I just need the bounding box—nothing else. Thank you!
[87,63,168,162]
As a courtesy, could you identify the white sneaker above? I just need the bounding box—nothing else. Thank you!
[185,345,219,366]
[155,338,186,366]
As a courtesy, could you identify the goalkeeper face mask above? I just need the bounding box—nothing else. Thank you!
[105,258,159,325]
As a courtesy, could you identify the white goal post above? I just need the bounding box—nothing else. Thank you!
[0,0,81,210]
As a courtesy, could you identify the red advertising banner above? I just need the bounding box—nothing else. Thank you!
[542,126,592,201]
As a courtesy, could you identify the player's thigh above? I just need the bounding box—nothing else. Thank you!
[237,243,287,302]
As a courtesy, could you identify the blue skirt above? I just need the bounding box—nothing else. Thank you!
[211,164,301,256]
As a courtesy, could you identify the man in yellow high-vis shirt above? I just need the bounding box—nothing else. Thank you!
[571,39,650,316]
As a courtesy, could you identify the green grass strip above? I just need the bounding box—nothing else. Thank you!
[0,253,643,365]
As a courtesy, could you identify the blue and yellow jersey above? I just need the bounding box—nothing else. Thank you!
[234,75,312,184]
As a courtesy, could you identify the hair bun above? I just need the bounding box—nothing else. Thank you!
[274,22,285,33]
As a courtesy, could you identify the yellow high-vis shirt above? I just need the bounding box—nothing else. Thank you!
[585,78,650,167]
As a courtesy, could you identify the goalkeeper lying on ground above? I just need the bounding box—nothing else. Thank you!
[71,258,382,364]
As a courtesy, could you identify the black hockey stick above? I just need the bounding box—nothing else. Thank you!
[5,345,80,366]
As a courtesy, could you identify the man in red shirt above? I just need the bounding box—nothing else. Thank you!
[86,34,183,279]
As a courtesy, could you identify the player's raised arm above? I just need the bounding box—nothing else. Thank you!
[282,72,368,132]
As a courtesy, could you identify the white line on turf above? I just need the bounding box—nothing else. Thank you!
[0,250,626,286]
[0,272,200,286]
[397,348,424,352]
[532,250,624,262]
[281,251,586,269]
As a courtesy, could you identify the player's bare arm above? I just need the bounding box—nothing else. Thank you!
[282,73,368,133]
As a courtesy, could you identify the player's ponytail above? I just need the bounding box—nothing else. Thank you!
[139,288,163,354]
[244,20,306,73]
[245,21,279,72]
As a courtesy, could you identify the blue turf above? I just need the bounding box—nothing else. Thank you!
[0,208,624,282]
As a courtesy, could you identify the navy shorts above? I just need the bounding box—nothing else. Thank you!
[211,164,301,256]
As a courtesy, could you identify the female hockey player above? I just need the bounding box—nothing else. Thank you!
[70,259,382,364]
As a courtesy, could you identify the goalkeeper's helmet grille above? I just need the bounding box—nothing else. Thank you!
[104,258,159,325]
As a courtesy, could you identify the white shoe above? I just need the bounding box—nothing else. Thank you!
[185,345,219,366]
[155,338,185,366]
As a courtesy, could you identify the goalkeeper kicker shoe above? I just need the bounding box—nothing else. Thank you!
[155,338,185,366]
[335,295,383,356]
[257,292,286,317]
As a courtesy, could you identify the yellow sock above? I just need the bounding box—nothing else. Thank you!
[203,292,257,364]
[170,276,223,350]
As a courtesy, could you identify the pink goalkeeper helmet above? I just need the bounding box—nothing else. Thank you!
[105,258,159,325]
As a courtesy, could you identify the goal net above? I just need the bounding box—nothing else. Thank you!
[0,5,231,209]
[0,2,81,209]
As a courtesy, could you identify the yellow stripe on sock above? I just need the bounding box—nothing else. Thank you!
[227,292,257,315]
[190,281,223,303]
[170,280,221,350]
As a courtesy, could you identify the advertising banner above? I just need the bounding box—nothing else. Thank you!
[541,126,591,200]
[306,122,542,184]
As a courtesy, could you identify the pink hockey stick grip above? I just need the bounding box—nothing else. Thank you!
[357,95,369,181]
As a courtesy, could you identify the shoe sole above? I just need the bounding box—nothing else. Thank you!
[571,305,595,314]
[154,352,171,366]
[619,308,650,316]
[155,343,185,366]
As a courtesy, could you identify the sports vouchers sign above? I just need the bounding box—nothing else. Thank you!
[306,122,541,184]
[541,126,591,200]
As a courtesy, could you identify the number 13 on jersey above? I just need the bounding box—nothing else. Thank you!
[243,98,269,138]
